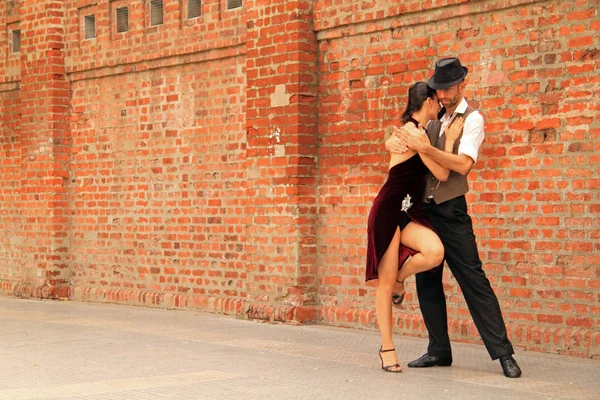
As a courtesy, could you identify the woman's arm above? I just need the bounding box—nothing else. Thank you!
[403,117,465,181]
[418,147,453,182]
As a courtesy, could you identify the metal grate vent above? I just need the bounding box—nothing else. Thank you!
[12,30,20,52]
[84,15,96,39]
[150,0,164,26]
[187,0,201,19]
[116,7,129,33]
[227,0,242,10]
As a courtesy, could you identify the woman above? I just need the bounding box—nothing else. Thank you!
[365,82,464,373]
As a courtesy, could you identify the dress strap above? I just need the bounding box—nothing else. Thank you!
[407,116,421,129]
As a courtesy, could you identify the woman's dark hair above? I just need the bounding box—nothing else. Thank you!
[401,82,436,123]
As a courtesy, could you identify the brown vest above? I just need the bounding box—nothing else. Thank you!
[424,106,477,204]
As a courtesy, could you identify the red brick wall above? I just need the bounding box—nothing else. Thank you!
[0,1,22,290]
[0,87,21,285]
[244,0,319,322]
[68,55,247,309]
[315,0,599,358]
[0,0,598,358]
[10,0,72,297]
[65,0,247,312]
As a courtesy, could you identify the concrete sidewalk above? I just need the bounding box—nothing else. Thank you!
[0,297,598,400]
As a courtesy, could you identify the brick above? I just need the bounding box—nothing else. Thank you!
[537,314,564,324]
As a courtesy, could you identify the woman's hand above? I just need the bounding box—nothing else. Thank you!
[445,116,465,143]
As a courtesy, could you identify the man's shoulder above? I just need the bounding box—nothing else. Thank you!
[462,106,484,123]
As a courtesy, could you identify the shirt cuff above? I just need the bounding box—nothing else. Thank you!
[458,145,478,163]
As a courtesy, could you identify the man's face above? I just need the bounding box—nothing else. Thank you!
[436,82,463,109]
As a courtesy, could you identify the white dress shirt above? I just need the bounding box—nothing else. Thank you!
[439,98,484,163]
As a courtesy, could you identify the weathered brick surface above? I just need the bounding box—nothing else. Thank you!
[62,0,247,312]
[0,85,21,284]
[7,0,72,298]
[315,0,599,358]
[69,55,247,305]
[0,0,598,358]
[244,0,319,319]
[0,2,21,284]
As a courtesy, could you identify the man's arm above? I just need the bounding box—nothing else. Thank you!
[385,133,408,154]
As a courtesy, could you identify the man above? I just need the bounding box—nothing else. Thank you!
[387,57,522,378]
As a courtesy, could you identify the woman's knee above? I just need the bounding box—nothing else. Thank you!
[377,276,397,294]
[377,262,398,287]
[424,243,444,267]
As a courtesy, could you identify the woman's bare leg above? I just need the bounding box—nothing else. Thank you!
[375,227,403,372]
[396,222,444,283]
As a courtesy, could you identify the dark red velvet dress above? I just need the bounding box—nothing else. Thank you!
[365,121,435,282]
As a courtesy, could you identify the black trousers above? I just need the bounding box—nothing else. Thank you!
[416,195,514,360]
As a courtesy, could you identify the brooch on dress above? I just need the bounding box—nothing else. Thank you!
[401,194,413,212]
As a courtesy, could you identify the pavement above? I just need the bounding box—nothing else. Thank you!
[0,296,599,400]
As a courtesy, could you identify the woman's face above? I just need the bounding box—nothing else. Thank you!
[427,94,442,121]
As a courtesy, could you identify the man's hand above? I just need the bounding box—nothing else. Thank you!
[385,126,409,154]
[396,125,429,152]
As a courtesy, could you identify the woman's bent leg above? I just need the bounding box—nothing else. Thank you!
[396,222,444,283]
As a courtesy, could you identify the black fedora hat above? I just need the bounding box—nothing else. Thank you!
[428,57,468,90]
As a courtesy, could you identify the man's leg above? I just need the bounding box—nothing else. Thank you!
[440,196,514,359]
[415,263,452,359]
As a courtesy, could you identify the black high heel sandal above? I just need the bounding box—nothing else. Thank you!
[392,279,405,307]
[379,346,402,373]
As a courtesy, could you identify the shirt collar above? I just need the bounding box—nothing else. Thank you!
[441,98,468,121]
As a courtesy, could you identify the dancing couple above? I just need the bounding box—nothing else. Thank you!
[366,57,522,378]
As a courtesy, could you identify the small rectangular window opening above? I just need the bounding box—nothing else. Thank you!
[84,15,96,39]
[227,0,242,10]
[150,0,164,26]
[188,0,201,19]
[12,30,20,52]
[117,7,129,33]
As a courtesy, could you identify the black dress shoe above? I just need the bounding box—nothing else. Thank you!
[499,355,522,378]
[407,353,452,368]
